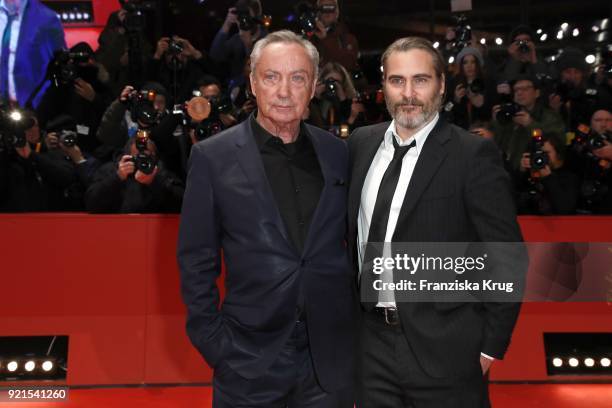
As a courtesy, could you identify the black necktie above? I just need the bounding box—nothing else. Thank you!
[360,137,416,310]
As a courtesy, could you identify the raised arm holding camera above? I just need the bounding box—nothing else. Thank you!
[490,75,565,174]
[498,25,549,83]
[209,0,268,86]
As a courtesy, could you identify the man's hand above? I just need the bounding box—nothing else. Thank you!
[480,355,494,375]
[222,7,238,33]
[45,132,59,150]
[539,165,552,178]
[135,166,158,185]
[174,36,202,60]
[513,110,533,127]
[593,142,612,161]
[74,78,96,102]
[520,152,531,172]
[313,19,327,40]
[491,104,501,122]
[119,85,134,102]
[117,155,135,181]
[154,37,170,60]
[60,143,86,164]
[454,83,466,103]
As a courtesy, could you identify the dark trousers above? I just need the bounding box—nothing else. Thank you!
[358,309,490,408]
[213,321,354,408]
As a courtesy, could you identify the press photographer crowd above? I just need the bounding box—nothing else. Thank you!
[0,0,610,215]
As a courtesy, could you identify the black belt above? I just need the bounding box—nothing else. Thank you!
[371,306,401,326]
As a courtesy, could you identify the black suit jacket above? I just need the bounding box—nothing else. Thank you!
[177,118,358,391]
[348,119,527,378]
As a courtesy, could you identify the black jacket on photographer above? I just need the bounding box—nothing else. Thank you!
[145,52,214,107]
[515,169,579,215]
[1,144,76,212]
[95,84,183,176]
[445,75,497,130]
[37,45,114,155]
[85,152,184,213]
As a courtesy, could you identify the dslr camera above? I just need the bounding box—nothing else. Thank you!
[496,102,522,124]
[0,109,35,151]
[232,5,271,32]
[130,129,157,175]
[516,40,530,54]
[48,49,91,87]
[46,115,78,148]
[529,129,549,171]
[124,89,162,127]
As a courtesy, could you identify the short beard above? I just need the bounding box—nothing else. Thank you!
[387,93,443,131]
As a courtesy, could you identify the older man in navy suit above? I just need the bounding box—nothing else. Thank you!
[178,30,357,407]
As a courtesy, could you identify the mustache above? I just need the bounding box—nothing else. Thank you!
[394,98,424,109]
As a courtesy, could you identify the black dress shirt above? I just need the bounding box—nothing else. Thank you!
[251,115,324,254]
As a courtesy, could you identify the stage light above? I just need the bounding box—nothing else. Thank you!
[433,41,439,48]
[557,31,563,40]
[69,13,75,20]
[42,360,54,372]
[592,25,599,32]
[480,38,486,45]
[76,12,83,20]
[61,13,68,20]
[584,358,595,367]
[586,55,596,64]
[572,28,579,37]
[552,357,563,367]
[83,12,90,20]
[569,357,579,367]
[537,28,542,34]
[9,111,22,121]
[540,34,548,41]
[24,361,36,372]
[448,56,455,64]
[601,357,611,368]
[495,37,503,45]
[561,22,569,30]
[7,361,18,372]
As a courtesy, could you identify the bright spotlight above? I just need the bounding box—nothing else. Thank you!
[42,360,54,372]
[572,28,579,37]
[557,31,563,40]
[537,28,543,34]
[495,37,503,45]
[584,358,595,367]
[448,56,455,64]
[24,361,36,372]
[540,34,548,41]
[552,357,563,367]
[569,357,580,367]
[433,41,440,49]
[601,357,611,368]
[586,55,596,64]
[7,361,18,372]
[480,38,486,45]
[561,22,569,30]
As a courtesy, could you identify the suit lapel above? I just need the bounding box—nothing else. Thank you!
[348,124,386,230]
[301,126,331,253]
[233,120,293,248]
[393,119,451,239]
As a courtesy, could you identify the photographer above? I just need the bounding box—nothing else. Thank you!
[96,82,168,156]
[549,47,607,132]
[1,112,76,212]
[37,43,113,155]
[85,136,183,213]
[95,0,153,95]
[307,62,364,133]
[209,0,267,85]
[516,132,579,215]
[498,25,549,83]
[491,75,565,173]
[147,35,214,106]
[309,0,359,72]
[446,47,496,130]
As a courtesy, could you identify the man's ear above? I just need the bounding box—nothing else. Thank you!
[439,73,446,97]
[249,73,257,98]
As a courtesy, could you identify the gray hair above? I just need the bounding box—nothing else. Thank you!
[250,30,319,80]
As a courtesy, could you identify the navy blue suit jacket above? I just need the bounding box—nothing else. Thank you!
[177,118,358,391]
[14,0,65,107]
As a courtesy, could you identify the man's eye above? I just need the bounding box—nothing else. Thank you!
[263,73,278,83]
[292,75,306,84]
[390,78,404,86]
[414,77,428,85]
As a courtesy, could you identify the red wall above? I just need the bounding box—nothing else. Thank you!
[0,214,611,385]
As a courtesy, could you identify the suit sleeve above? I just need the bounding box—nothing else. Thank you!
[464,137,528,360]
[177,143,229,368]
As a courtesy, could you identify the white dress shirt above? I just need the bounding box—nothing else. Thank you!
[356,113,495,362]
[357,113,439,307]
[0,0,28,102]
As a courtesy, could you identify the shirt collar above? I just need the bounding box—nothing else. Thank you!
[0,0,27,17]
[249,112,306,151]
[383,113,439,156]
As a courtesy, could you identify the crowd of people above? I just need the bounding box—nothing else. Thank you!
[0,0,610,214]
